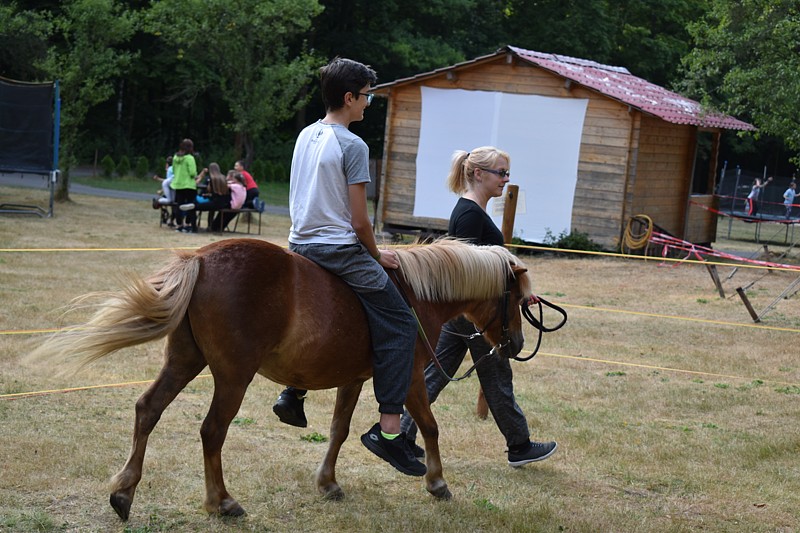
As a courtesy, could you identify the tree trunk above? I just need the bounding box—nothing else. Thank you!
[55,167,71,202]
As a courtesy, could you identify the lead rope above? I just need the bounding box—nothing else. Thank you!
[513,296,568,362]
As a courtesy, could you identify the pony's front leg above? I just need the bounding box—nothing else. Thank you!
[405,378,451,500]
[315,381,364,500]
[109,348,206,520]
[200,375,253,517]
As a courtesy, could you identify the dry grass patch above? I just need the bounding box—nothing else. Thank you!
[1,185,799,532]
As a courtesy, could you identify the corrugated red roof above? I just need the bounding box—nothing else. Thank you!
[375,45,754,131]
[507,46,754,131]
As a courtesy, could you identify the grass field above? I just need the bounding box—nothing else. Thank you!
[1,184,799,532]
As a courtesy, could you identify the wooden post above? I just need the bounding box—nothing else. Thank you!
[501,184,520,243]
[735,287,760,323]
[705,264,725,298]
[476,185,520,420]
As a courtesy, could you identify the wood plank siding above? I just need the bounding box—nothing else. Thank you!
[376,56,721,249]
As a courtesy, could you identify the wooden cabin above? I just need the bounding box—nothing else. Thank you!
[372,45,754,249]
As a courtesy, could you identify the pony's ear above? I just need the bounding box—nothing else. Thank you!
[512,265,528,275]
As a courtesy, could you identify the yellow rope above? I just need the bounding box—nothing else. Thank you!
[621,214,653,253]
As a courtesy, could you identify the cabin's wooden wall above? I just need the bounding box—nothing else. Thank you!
[685,195,718,244]
[631,116,694,238]
[570,87,632,249]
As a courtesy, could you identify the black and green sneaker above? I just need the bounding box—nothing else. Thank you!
[360,423,426,477]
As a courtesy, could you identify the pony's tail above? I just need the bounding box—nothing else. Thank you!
[28,251,201,373]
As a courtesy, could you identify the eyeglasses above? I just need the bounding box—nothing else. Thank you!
[356,92,374,105]
[480,168,510,178]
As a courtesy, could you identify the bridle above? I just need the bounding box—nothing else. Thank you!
[413,289,514,383]
[391,269,568,382]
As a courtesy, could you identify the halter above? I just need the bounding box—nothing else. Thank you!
[390,271,568,382]
[414,289,514,383]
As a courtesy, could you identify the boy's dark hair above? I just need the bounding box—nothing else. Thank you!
[319,57,377,111]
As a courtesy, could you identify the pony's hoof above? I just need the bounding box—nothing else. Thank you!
[428,483,452,500]
[109,493,131,521]
[319,483,345,501]
[219,498,246,517]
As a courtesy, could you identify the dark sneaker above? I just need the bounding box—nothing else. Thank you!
[360,423,426,477]
[409,440,425,458]
[272,390,307,428]
[152,198,160,209]
[508,441,557,467]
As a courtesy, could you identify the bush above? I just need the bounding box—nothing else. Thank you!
[116,155,130,178]
[542,228,602,253]
[100,154,115,178]
[153,155,165,175]
[273,161,288,183]
[250,159,266,183]
[134,156,150,179]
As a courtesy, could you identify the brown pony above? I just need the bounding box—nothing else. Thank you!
[31,238,533,520]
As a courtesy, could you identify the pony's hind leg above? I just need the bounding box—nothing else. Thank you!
[315,381,365,500]
[199,368,258,517]
[109,324,206,521]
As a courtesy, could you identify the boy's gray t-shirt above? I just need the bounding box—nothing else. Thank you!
[289,120,371,245]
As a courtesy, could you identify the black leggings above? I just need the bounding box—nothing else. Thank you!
[174,189,197,229]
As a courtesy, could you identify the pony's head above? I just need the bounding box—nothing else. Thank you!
[396,239,532,358]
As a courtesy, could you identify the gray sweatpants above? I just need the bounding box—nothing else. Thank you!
[400,315,530,447]
[289,242,417,414]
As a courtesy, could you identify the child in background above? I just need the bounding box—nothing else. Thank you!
[151,156,175,226]
[784,181,797,218]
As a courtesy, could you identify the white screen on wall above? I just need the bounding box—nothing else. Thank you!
[414,87,588,242]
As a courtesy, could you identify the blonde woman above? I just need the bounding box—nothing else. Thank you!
[400,146,557,467]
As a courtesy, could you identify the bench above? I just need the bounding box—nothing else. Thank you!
[210,208,262,235]
[157,204,262,235]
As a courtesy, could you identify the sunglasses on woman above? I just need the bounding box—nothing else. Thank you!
[480,168,510,178]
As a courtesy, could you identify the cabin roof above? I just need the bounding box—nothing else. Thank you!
[374,45,754,131]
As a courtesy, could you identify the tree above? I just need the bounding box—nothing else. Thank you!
[499,0,707,87]
[0,3,50,80]
[305,0,508,152]
[37,0,137,201]
[681,0,800,158]
[145,0,323,168]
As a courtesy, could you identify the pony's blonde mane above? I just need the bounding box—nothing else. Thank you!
[395,238,531,302]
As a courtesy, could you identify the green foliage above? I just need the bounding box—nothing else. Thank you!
[145,0,324,165]
[1,510,56,531]
[134,156,150,179]
[100,154,115,178]
[681,1,800,159]
[473,498,499,512]
[500,0,706,86]
[300,431,328,443]
[543,229,602,252]
[232,416,255,426]
[0,5,50,81]
[250,159,267,183]
[260,161,275,182]
[116,155,130,177]
[273,161,289,183]
[36,0,138,199]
